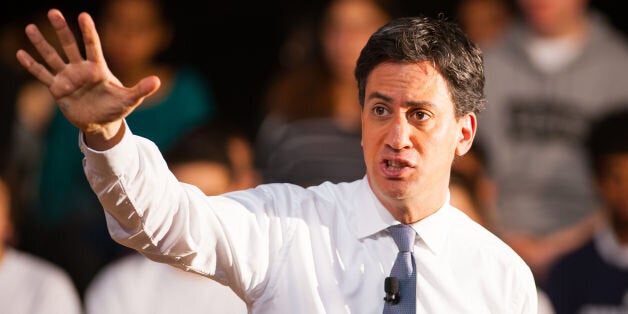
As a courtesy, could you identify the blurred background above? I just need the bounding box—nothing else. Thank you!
[2,0,624,140]
[1,0,627,312]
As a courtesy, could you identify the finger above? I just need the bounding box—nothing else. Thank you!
[24,24,66,72]
[47,9,83,63]
[78,12,105,63]
[16,50,55,86]
[131,76,161,103]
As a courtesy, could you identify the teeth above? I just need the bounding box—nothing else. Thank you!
[386,160,404,169]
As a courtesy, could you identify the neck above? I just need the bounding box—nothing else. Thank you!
[390,207,439,224]
[611,221,628,245]
[379,191,448,224]
[534,14,588,40]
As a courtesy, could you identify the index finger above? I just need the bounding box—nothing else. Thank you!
[16,49,55,86]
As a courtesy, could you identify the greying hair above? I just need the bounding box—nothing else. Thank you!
[355,16,485,116]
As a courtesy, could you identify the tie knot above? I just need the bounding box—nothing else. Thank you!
[388,224,416,253]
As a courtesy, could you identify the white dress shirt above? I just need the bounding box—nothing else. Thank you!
[80,126,537,313]
[0,248,82,314]
[85,253,247,314]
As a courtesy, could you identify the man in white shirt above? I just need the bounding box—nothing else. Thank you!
[16,8,537,313]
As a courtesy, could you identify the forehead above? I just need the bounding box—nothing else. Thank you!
[325,0,388,27]
[105,0,162,21]
[365,61,452,103]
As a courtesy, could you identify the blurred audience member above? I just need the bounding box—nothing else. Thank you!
[456,0,513,49]
[19,0,217,295]
[0,62,19,175]
[478,0,628,281]
[164,122,261,194]
[256,0,393,187]
[451,141,499,229]
[449,170,486,227]
[85,252,247,314]
[85,123,253,314]
[39,0,216,223]
[0,176,82,314]
[545,108,628,314]
[1,16,23,173]
[2,12,59,228]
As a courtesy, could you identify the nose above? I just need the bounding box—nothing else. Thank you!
[385,114,413,150]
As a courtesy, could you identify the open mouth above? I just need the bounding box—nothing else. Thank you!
[385,159,410,170]
[380,157,415,177]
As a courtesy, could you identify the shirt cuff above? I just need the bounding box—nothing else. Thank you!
[79,120,136,176]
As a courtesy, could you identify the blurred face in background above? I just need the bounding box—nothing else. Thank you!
[321,0,389,82]
[517,0,588,37]
[596,155,628,236]
[457,0,512,48]
[0,179,11,255]
[171,162,233,196]
[100,0,172,70]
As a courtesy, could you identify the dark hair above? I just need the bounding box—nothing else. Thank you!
[164,124,235,178]
[355,15,485,117]
[585,108,628,177]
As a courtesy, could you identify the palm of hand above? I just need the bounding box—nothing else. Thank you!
[49,60,126,132]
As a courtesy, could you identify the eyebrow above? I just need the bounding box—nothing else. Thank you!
[368,92,392,103]
[367,92,435,108]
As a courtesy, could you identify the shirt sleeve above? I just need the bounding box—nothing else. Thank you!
[79,122,293,302]
[512,262,539,314]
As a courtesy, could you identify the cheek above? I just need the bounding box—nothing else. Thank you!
[0,212,8,240]
[600,181,628,209]
[423,130,459,167]
[361,132,377,160]
[423,124,456,149]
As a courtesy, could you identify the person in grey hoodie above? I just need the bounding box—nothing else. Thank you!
[478,0,628,283]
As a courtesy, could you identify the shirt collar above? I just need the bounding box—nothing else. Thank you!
[595,225,628,270]
[349,176,396,239]
[409,202,452,255]
[349,176,452,255]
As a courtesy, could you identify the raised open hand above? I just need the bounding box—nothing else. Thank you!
[15,9,161,149]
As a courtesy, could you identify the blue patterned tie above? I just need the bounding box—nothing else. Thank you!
[383,224,416,314]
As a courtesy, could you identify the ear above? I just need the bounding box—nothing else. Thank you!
[455,113,476,156]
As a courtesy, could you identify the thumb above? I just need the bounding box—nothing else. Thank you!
[131,75,161,102]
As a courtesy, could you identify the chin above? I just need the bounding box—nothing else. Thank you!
[379,180,415,200]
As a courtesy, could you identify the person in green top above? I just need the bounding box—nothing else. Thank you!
[21,0,215,295]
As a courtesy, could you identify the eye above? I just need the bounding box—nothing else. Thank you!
[372,105,389,116]
[410,110,430,121]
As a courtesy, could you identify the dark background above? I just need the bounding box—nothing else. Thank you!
[2,0,625,140]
